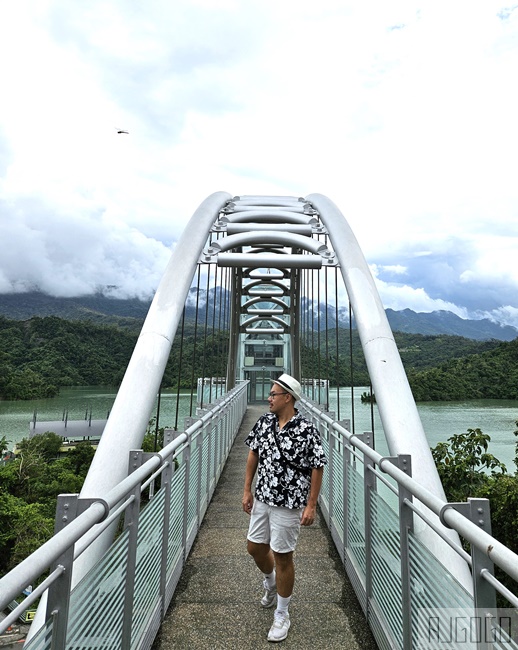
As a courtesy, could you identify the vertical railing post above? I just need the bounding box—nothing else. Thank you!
[177,428,191,562]
[361,431,375,616]
[47,494,79,649]
[224,402,230,464]
[440,497,497,650]
[159,449,174,620]
[215,409,222,481]
[206,417,213,502]
[226,399,232,454]
[341,419,351,563]
[327,425,335,535]
[468,498,496,609]
[470,498,497,650]
[194,431,203,532]
[221,403,226,462]
[324,412,334,526]
[120,449,145,650]
[384,454,413,650]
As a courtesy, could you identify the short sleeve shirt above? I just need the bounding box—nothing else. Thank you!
[245,410,327,509]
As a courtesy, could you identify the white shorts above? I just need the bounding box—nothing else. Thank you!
[247,499,303,554]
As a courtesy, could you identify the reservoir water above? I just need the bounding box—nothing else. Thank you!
[1,386,517,471]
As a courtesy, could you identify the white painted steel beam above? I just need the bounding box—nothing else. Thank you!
[242,296,288,311]
[225,205,309,214]
[247,269,287,278]
[226,223,314,235]
[205,231,330,257]
[229,196,305,206]
[240,315,288,329]
[220,210,316,224]
[245,308,286,316]
[245,327,285,334]
[217,253,323,268]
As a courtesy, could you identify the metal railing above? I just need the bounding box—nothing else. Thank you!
[2,384,518,649]
[0,381,248,649]
[299,398,518,650]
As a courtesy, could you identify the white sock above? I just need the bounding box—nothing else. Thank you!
[264,570,276,589]
[276,594,291,614]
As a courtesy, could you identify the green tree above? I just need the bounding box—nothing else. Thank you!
[64,441,96,475]
[142,416,168,452]
[432,428,507,502]
[0,435,9,455]
[431,424,518,601]
[8,502,54,571]
[0,434,97,576]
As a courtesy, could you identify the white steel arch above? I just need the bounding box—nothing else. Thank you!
[29,190,470,640]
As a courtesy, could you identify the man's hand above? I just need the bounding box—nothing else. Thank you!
[301,504,317,526]
[243,489,254,515]
[243,450,258,515]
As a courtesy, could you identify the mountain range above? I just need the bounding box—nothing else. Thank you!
[0,291,516,341]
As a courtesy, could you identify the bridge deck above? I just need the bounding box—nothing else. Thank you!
[153,405,378,649]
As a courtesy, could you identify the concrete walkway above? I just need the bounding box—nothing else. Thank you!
[153,406,378,649]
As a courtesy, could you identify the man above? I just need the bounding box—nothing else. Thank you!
[242,373,327,643]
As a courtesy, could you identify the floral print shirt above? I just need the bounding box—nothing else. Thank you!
[245,410,327,510]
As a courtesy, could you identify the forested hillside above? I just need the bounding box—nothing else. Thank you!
[302,329,501,387]
[0,316,137,399]
[407,338,518,400]
[323,328,518,401]
[0,314,514,401]
[0,316,229,399]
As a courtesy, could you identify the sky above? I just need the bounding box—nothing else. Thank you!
[1,1,518,327]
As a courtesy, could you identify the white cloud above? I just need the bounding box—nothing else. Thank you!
[0,197,170,299]
[0,0,517,320]
[370,264,469,317]
[485,306,518,329]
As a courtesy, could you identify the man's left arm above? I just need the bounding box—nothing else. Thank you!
[301,466,324,526]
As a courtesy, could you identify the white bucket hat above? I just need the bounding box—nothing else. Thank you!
[271,373,302,402]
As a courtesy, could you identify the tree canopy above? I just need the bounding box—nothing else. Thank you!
[0,432,95,574]
[431,423,518,600]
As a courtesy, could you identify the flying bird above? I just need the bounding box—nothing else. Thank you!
[117,129,129,134]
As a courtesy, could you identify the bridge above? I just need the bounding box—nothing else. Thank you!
[1,193,518,649]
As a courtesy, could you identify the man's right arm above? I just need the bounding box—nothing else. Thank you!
[242,449,259,515]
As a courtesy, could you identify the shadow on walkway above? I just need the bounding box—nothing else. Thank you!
[153,406,378,649]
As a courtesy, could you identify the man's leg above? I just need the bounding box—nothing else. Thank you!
[247,541,277,607]
[266,507,301,642]
[247,540,274,575]
[266,551,293,641]
[272,551,294,598]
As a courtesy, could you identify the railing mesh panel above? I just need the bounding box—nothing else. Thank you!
[66,529,130,648]
[370,490,403,649]
[24,619,53,650]
[201,432,210,511]
[131,489,166,647]
[331,446,344,538]
[167,463,187,573]
[408,533,518,649]
[409,532,472,612]
[187,444,201,537]
[347,463,366,573]
[319,422,331,503]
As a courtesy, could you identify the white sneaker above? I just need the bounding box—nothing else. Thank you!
[267,611,290,642]
[261,579,277,608]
